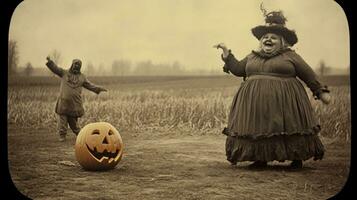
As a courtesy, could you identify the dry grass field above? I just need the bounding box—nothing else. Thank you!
[7,75,351,199]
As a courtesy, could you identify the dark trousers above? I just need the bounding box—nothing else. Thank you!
[57,115,81,136]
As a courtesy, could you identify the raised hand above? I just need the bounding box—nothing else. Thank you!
[213,43,230,58]
[213,43,228,50]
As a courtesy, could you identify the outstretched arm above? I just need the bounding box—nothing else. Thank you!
[221,52,247,77]
[214,43,247,77]
[46,56,65,77]
[82,77,107,94]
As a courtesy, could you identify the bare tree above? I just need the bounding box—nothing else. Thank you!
[171,61,185,75]
[134,60,155,76]
[112,59,132,76]
[50,49,62,65]
[8,40,19,76]
[85,62,96,76]
[24,62,34,76]
[97,63,106,76]
[318,60,331,76]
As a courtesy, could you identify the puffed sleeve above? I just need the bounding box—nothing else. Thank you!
[221,50,247,78]
[289,51,329,99]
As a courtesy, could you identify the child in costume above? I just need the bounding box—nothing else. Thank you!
[46,56,107,141]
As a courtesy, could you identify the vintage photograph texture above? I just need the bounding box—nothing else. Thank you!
[8,0,350,199]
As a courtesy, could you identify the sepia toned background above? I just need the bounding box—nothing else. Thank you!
[9,0,349,76]
[8,0,350,199]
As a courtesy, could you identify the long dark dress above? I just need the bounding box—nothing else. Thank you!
[222,49,329,163]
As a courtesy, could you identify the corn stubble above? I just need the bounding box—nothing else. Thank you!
[8,77,350,143]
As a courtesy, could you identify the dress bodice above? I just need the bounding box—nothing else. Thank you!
[245,52,297,77]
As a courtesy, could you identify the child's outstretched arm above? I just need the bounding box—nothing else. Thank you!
[83,77,107,94]
[46,56,65,77]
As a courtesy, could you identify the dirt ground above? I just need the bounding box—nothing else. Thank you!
[8,125,350,200]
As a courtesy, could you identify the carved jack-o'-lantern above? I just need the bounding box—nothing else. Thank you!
[75,122,124,171]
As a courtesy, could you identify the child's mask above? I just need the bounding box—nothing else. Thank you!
[69,59,82,74]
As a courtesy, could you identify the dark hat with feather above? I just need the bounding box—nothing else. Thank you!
[251,5,298,46]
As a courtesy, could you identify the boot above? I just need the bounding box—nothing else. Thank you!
[248,161,267,168]
[290,160,303,169]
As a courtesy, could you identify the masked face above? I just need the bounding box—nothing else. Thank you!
[70,59,82,74]
[260,33,283,54]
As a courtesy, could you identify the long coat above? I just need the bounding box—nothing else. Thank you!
[46,60,105,117]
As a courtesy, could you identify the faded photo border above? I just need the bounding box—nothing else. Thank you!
[2,0,354,199]
[3,1,29,200]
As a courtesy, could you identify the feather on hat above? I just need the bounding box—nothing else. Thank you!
[251,9,298,46]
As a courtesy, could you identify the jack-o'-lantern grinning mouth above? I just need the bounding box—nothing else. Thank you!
[86,144,120,162]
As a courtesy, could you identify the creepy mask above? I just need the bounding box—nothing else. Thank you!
[69,59,82,74]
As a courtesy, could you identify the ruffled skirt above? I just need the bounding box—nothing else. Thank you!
[224,75,325,162]
[225,134,324,162]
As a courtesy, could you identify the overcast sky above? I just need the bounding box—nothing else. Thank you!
[9,0,349,72]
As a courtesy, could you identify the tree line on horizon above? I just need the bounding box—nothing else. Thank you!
[8,40,349,77]
[8,40,221,76]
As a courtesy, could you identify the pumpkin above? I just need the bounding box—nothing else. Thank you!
[75,122,124,170]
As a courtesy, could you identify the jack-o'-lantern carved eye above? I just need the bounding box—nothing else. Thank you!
[75,122,124,171]
[92,130,100,135]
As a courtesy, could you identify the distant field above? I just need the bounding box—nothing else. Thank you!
[8,74,349,87]
[8,75,351,142]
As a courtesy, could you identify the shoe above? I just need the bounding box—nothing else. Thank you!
[248,161,267,169]
[227,158,237,166]
[59,135,66,142]
[290,160,303,169]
